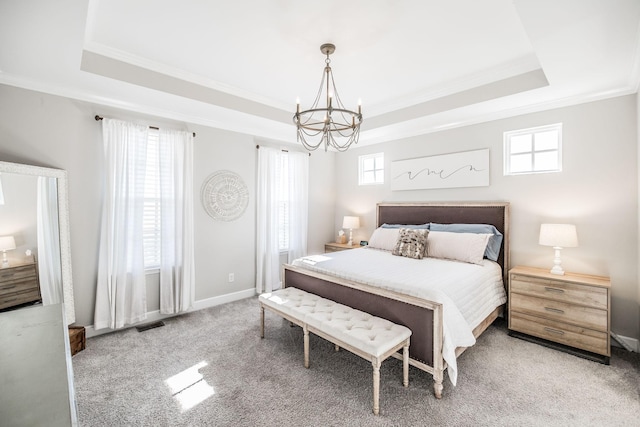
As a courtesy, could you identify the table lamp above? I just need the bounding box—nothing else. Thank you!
[342,216,360,246]
[0,235,16,268]
[539,224,578,275]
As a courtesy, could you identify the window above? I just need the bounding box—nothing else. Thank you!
[359,152,384,185]
[277,153,290,251]
[504,123,562,175]
[143,129,161,269]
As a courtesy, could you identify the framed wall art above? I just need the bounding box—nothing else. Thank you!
[390,148,489,191]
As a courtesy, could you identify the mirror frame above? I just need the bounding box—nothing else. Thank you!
[0,161,75,324]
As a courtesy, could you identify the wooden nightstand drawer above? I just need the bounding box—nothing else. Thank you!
[510,293,607,331]
[0,265,37,285]
[0,261,41,310]
[511,312,608,355]
[0,288,41,310]
[324,243,361,253]
[510,274,607,309]
[0,278,39,296]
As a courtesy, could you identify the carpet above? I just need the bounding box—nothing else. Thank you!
[72,296,640,426]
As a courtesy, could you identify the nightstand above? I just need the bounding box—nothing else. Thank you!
[508,266,611,364]
[324,242,361,253]
[0,260,41,311]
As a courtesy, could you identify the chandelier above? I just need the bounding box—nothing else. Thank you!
[294,43,363,152]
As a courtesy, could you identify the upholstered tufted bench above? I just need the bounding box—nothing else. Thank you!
[259,287,411,415]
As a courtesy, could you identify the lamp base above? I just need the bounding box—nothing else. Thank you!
[549,246,565,275]
[549,265,565,275]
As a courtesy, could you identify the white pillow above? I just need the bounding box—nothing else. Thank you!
[367,227,400,251]
[426,231,492,265]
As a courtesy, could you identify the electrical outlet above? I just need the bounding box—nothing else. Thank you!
[228,273,235,282]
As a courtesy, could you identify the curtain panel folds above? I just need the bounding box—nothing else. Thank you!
[94,119,149,330]
[37,176,62,306]
[256,147,308,293]
[94,119,194,330]
[158,128,195,315]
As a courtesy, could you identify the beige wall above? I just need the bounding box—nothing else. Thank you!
[637,91,640,342]
[335,95,639,342]
[0,173,38,261]
[1,82,637,344]
[0,84,336,326]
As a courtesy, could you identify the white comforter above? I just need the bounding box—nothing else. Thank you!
[291,247,507,385]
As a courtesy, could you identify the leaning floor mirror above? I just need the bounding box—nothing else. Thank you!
[0,160,75,324]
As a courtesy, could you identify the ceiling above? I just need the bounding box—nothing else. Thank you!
[1,0,639,148]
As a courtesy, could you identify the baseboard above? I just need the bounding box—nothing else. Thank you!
[85,288,257,338]
[610,332,639,352]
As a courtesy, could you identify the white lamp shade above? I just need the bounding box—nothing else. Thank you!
[342,216,360,229]
[539,224,578,248]
[0,235,16,251]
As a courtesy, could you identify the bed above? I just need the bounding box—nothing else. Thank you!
[282,202,509,398]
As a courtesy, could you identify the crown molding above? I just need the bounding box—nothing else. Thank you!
[0,72,293,142]
[357,85,638,147]
[1,70,635,149]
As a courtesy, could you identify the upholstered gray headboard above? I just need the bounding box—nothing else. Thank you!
[376,202,510,282]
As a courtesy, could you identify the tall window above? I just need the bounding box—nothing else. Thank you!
[143,129,161,269]
[277,153,290,251]
[256,146,309,293]
[359,152,384,185]
[504,123,562,175]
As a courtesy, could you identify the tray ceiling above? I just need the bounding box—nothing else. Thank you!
[1,0,639,147]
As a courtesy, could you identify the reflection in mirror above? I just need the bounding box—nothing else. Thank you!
[0,161,75,324]
[38,176,62,305]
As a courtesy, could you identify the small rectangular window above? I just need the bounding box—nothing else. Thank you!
[504,123,562,175]
[359,152,384,185]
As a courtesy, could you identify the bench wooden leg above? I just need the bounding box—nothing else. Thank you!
[433,371,443,399]
[260,306,265,338]
[403,341,409,388]
[303,326,310,369]
[372,359,381,415]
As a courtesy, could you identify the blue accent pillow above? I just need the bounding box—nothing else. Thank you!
[429,223,503,262]
[381,223,430,229]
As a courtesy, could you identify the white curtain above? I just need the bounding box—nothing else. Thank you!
[256,147,308,293]
[287,151,309,262]
[94,119,149,330]
[36,176,62,305]
[158,128,195,314]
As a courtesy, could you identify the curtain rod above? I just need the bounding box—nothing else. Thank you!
[94,115,196,137]
[256,144,310,156]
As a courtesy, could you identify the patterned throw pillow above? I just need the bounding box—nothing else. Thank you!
[392,228,429,259]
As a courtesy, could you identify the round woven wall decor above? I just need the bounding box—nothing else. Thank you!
[201,170,249,221]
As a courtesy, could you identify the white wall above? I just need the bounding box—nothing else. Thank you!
[335,95,639,342]
[0,173,37,263]
[0,84,336,326]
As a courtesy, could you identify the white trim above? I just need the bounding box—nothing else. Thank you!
[610,332,639,352]
[85,288,256,338]
[358,152,385,185]
[0,70,637,148]
[503,123,562,176]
